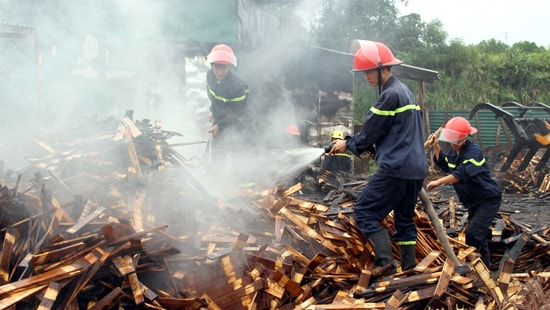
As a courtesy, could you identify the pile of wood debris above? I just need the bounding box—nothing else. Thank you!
[496,158,550,196]
[0,113,549,309]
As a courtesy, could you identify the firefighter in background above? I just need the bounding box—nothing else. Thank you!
[320,130,353,176]
[285,124,303,149]
[284,124,309,186]
[329,41,427,272]
[205,44,250,168]
[426,116,502,268]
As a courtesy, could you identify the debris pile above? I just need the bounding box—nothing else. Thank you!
[494,153,550,195]
[0,113,549,309]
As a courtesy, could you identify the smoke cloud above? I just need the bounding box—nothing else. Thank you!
[0,0,345,203]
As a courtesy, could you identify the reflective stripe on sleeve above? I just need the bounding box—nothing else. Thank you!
[445,157,486,168]
[370,104,420,116]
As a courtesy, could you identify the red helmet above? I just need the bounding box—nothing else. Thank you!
[439,117,478,144]
[207,44,237,66]
[286,124,300,136]
[353,41,402,71]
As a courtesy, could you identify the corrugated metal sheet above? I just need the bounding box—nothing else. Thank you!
[429,106,550,148]
[429,110,506,147]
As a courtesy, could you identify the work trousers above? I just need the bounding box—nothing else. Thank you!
[464,196,501,260]
[353,172,423,242]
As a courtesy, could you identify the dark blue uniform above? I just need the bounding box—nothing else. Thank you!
[346,76,428,245]
[206,69,250,165]
[321,151,353,176]
[434,139,501,264]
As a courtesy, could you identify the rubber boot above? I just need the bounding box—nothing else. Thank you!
[367,229,395,279]
[480,242,492,270]
[481,251,492,270]
[368,229,394,267]
[398,244,416,271]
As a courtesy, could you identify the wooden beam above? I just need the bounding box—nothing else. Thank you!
[427,258,455,307]
[472,258,504,306]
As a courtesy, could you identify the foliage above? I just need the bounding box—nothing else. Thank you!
[306,0,550,123]
[309,0,403,51]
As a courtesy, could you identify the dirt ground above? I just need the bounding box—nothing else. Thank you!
[495,192,549,226]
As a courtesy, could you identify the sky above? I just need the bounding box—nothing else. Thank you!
[397,0,550,47]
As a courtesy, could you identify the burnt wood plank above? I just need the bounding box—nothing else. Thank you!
[211,278,266,308]
[88,287,123,310]
[413,250,441,273]
[128,272,145,305]
[307,303,386,309]
[37,281,65,310]
[384,289,406,310]
[279,207,342,255]
[272,270,303,297]
[491,218,505,242]
[0,284,47,309]
[0,227,17,284]
[202,292,222,310]
[498,257,514,295]
[427,258,455,307]
[54,247,114,309]
[472,258,504,306]
[0,248,103,295]
[403,286,437,303]
[65,206,106,235]
[156,296,205,310]
[29,242,86,267]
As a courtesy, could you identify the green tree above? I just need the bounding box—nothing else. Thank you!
[477,39,509,54]
[511,41,545,54]
[392,13,425,53]
[310,0,404,51]
[422,19,447,47]
[306,0,550,118]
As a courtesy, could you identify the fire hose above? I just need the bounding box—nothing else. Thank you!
[422,129,470,275]
[418,187,470,275]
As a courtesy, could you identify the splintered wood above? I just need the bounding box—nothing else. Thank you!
[496,153,550,194]
[0,113,548,309]
[0,180,548,309]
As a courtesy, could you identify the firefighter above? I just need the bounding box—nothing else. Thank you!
[426,116,502,268]
[329,41,427,272]
[320,130,353,177]
[283,124,311,186]
[285,124,302,149]
[205,44,250,169]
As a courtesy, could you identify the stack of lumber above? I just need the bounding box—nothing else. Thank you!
[0,113,549,309]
